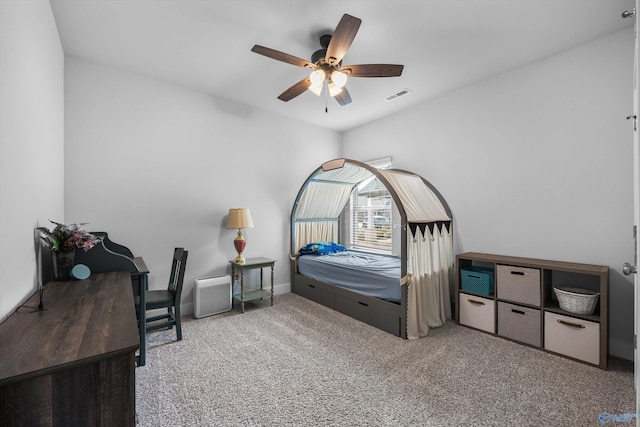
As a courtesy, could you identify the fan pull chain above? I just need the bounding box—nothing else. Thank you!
[324,79,329,113]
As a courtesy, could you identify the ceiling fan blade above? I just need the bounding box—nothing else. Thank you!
[325,14,361,66]
[334,87,352,106]
[340,64,404,78]
[251,45,315,69]
[277,77,312,102]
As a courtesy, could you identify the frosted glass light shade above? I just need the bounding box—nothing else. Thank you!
[331,70,347,88]
[308,84,323,96]
[309,69,326,86]
[328,82,342,97]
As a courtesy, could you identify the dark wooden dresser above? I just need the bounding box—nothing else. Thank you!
[0,271,139,426]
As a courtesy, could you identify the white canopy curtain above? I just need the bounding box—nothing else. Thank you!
[406,224,453,339]
[292,162,374,253]
[380,168,453,338]
[294,221,339,254]
[294,181,353,219]
[293,181,353,253]
[378,169,450,222]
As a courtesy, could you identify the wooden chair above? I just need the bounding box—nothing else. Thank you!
[145,247,188,341]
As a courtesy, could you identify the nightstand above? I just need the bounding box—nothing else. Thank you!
[230,257,275,313]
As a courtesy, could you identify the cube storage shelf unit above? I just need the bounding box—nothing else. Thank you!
[455,252,608,369]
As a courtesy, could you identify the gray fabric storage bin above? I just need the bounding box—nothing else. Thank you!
[497,301,541,347]
[496,264,541,306]
[459,294,495,333]
[544,311,600,365]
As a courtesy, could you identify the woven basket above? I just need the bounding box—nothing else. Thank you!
[553,287,599,315]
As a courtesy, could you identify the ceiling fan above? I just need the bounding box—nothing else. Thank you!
[251,14,404,109]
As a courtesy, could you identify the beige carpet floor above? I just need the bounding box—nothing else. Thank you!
[136,293,635,426]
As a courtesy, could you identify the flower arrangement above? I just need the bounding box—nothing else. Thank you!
[37,220,100,252]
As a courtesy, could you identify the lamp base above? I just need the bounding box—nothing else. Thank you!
[233,232,247,264]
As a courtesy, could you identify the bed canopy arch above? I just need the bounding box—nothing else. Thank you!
[291,158,452,253]
[290,158,454,339]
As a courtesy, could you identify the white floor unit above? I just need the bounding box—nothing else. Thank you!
[194,274,232,318]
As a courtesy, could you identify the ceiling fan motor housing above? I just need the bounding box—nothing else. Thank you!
[311,48,327,64]
[311,34,333,64]
[319,34,332,48]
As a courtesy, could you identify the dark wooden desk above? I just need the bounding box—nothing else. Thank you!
[0,271,139,426]
[132,256,149,366]
[74,240,149,367]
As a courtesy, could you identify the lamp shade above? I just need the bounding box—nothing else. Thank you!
[226,208,254,229]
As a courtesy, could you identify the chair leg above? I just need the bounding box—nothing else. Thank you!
[175,304,182,341]
[167,307,174,330]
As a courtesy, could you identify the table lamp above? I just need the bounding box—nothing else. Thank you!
[226,208,254,264]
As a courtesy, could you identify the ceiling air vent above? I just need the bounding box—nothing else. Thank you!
[384,88,412,102]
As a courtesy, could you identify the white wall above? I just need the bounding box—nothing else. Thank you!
[343,29,634,359]
[64,57,341,313]
[0,1,64,321]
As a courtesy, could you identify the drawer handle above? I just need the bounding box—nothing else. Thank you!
[511,309,525,315]
[308,284,315,288]
[557,319,585,329]
[468,299,485,306]
[510,271,525,276]
[468,274,481,279]
[358,301,369,307]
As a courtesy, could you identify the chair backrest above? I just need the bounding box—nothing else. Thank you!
[168,248,188,303]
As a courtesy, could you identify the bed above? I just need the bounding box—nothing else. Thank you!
[292,256,406,337]
[290,158,453,339]
[297,251,401,303]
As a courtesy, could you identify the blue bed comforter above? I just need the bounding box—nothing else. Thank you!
[297,251,401,303]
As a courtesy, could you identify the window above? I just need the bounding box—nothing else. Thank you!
[348,158,393,253]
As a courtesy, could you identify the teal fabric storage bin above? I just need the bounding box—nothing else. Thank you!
[460,266,495,296]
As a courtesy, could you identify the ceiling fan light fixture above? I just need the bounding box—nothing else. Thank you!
[331,70,347,88]
[309,69,326,86]
[251,14,403,107]
[328,82,342,97]
[308,83,323,96]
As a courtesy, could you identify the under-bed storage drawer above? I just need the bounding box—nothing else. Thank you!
[459,293,495,333]
[497,302,540,347]
[294,276,334,308]
[496,264,541,306]
[334,294,400,336]
[544,311,600,365]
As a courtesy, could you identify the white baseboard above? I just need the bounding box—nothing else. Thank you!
[610,337,634,361]
[273,282,291,295]
[182,302,195,316]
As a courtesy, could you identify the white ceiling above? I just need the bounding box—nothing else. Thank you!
[50,0,635,132]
